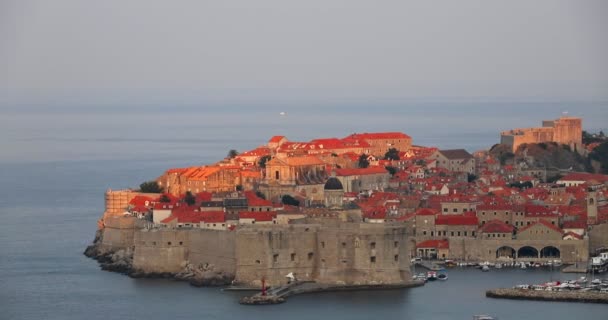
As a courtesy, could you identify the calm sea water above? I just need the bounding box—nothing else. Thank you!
[1,103,607,320]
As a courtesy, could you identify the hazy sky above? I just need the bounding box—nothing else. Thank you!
[1,0,607,108]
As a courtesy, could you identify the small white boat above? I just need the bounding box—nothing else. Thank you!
[427,271,437,281]
[481,265,490,272]
[473,315,497,320]
[494,263,502,269]
[520,262,527,269]
[438,273,448,280]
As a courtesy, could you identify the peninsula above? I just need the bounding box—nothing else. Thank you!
[85,116,608,296]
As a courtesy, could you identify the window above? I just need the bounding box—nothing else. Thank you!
[494,212,497,216]
[370,242,376,249]
[451,232,454,237]
[168,242,171,245]
[370,256,376,263]
[179,241,183,245]
[291,253,296,262]
[273,254,279,263]
[431,231,434,236]
[443,208,448,212]
[342,242,346,248]
[308,252,314,260]
[394,241,399,248]
[394,255,399,262]
[464,231,467,236]
[457,231,461,236]
[275,171,280,180]
[321,241,325,248]
[423,231,427,236]
[255,260,261,264]
[472,231,476,237]
[152,241,156,245]
[453,208,458,213]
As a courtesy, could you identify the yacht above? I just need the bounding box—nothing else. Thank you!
[591,252,608,273]
[426,271,438,281]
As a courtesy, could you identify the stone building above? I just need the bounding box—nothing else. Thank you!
[432,149,475,174]
[343,132,412,156]
[258,156,328,203]
[335,167,391,193]
[500,116,583,152]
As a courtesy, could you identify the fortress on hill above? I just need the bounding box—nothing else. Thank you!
[500,116,582,152]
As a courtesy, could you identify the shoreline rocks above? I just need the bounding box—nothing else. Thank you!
[84,233,234,287]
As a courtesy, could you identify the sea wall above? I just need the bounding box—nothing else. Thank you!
[486,288,608,304]
[98,216,138,252]
[235,223,411,287]
[132,229,189,274]
[588,223,608,254]
[131,228,237,278]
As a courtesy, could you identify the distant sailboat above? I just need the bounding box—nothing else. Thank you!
[279,112,286,116]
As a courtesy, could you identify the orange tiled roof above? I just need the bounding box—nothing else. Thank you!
[344,132,411,140]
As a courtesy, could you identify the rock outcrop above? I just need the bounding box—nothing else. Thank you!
[84,229,134,274]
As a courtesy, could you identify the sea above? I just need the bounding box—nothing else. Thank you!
[1,102,607,320]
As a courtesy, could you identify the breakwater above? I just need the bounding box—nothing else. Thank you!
[486,288,608,304]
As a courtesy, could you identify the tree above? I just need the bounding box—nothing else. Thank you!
[384,148,400,161]
[358,154,370,168]
[385,166,397,176]
[139,181,163,193]
[228,149,239,159]
[281,195,300,206]
[184,191,196,206]
[589,141,608,174]
[258,155,271,168]
[509,181,533,189]
[467,173,477,183]
[255,191,266,200]
[235,185,243,192]
[159,194,171,203]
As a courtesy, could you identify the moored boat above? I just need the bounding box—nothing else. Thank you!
[427,271,437,281]
[438,272,448,280]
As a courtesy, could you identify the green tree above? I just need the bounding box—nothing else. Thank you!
[139,181,163,193]
[255,191,266,200]
[235,185,243,192]
[384,148,400,160]
[228,149,239,159]
[184,191,196,206]
[258,155,271,168]
[385,166,397,176]
[159,194,171,203]
[589,141,608,174]
[358,154,370,168]
[467,173,478,183]
[281,195,300,206]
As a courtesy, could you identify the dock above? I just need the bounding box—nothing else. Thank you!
[239,280,425,305]
[486,288,608,304]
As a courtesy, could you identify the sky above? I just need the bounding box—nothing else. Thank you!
[1,0,607,109]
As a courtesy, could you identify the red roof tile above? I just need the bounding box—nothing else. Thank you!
[480,220,514,233]
[518,219,563,234]
[416,239,449,249]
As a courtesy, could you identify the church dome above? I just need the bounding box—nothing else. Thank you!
[324,177,343,190]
